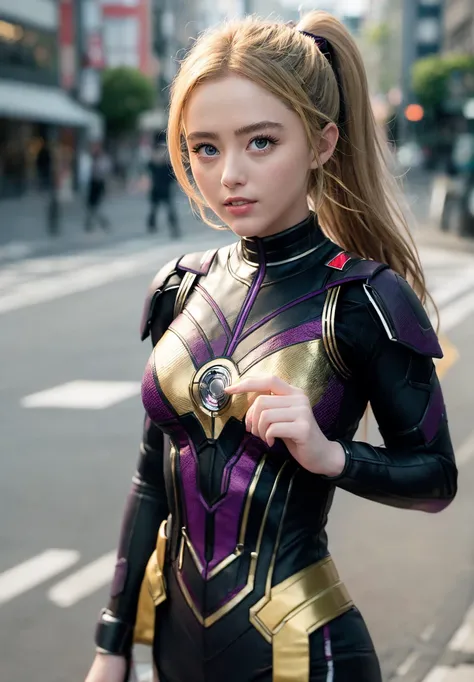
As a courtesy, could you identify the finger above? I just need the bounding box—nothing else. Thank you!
[257,407,302,442]
[251,394,307,428]
[265,421,306,447]
[225,375,303,396]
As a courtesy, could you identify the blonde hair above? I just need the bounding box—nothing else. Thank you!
[167,11,430,305]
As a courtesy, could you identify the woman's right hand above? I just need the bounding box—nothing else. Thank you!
[84,653,128,682]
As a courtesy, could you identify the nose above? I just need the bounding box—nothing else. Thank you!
[220,153,246,189]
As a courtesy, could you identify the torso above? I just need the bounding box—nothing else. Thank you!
[142,217,370,649]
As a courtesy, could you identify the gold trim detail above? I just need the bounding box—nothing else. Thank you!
[249,556,354,682]
[322,287,351,380]
[173,271,197,318]
[176,460,289,627]
[133,519,168,646]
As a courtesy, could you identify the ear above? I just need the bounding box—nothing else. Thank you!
[309,122,339,169]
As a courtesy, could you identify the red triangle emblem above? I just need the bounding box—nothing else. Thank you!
[326,252,351,270]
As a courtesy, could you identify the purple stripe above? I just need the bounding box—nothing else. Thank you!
[170,314,211,367]
[241,318,322,370]
[196,284,232,339]
[313,375,344,436]
[421,382,445,444]
[179,441,207,564]
[411,499,451,513]
[178,265,201,274]
[141,358,175,422]
[209,440,261,572]
[239,273,374,344]
[179,437,262,576]
[210,332,227,357]
[227,242,266,355]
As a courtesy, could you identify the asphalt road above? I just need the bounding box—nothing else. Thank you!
[1,219,474,682]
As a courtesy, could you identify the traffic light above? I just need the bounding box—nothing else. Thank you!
[404,104,424,122]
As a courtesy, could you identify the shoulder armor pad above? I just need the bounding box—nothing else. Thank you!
[140,257,181,341]
[324,250,387,290]
[139,248,219,342]
[364,268,442,359]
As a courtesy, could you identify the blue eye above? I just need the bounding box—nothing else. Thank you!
[192,143,218,157]
[251,137,270,150]
[249,135,279,151]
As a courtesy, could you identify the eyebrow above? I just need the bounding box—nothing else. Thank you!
[186,120,284,142]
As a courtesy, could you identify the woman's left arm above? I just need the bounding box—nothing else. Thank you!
[331,272,458,512]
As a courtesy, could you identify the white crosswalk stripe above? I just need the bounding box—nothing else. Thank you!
[48,551,116,607]
[0,234,233,315]
[0,241,472,324]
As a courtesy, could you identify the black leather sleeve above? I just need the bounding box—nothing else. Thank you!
[328,282,457,512]
[95,264,181,655]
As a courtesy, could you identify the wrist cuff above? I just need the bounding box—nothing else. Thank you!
[94,608,134,656]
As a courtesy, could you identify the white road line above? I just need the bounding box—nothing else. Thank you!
[21,380,141,409]
[48,551,116,607]
[432,269,474,308]
[422,667,451,682]
[439,289,474,332]
[396,651,420,676]
[449,623,472,651]
[0,549,79,606]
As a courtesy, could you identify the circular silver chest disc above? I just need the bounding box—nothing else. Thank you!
[198,365,232,412]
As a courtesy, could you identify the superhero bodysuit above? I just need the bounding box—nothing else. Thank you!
[94,214,457,682]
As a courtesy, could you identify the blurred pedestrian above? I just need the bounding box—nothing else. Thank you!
[146,132,180,238]
[85,144,112,232]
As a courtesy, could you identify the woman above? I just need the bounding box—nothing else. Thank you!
[85,11,457,682]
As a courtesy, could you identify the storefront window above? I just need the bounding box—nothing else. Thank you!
[0,18,57,84]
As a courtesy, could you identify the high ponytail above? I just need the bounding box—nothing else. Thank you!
[298,11,429,306]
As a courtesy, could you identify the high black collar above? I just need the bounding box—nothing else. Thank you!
[239,213,326,266]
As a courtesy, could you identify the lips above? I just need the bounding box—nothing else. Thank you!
[224,197,256,206]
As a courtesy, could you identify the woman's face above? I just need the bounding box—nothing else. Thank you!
[184,74,321,239]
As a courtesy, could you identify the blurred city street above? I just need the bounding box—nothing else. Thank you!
[0,183,474,682]
[1,0,474,680]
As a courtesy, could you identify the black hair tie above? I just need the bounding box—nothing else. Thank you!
[298,30,346,127]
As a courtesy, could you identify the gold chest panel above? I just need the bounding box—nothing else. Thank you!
[152,325,334,439]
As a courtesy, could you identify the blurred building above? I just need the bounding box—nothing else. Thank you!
[0,0,100,200]
[101,0,153,74]
[399,0,444,143]
[444,0,474,53]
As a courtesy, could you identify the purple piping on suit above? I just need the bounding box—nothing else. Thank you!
[323,624,334,682]
[227,241,267,356]
[179,441,207,562]
[240,318,322,370]
[210,332,227,357]
[141,358,175,422]
[239,266,380,344]
[313,375,344,437]
[209,439,261,572]
[179,436,262,576]
[196,284,232,340]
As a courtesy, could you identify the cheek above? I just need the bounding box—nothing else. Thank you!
[190,160,219,200]
[264,147,310,191]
